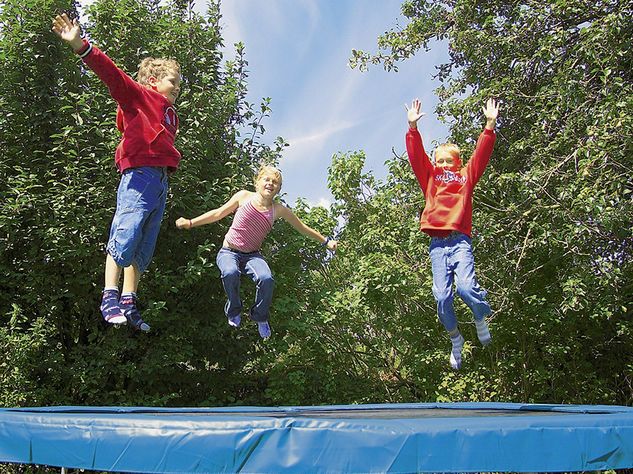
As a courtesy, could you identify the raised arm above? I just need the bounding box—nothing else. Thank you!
[52,13,143,105]
[176,190,248,230]
[466,98,499,184]
[405,98,433,191]
[276,205,337,252]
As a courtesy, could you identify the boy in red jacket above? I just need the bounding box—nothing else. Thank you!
[405,97,499,369]
[53,14,182,332]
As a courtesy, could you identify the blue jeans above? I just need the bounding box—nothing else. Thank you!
[215,248,275,322]
[429,232,491,332]
[106,167,168,273]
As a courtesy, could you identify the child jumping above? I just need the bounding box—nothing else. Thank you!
[405,97,499,369]
[52,14,183,332]
[176,165,337,339]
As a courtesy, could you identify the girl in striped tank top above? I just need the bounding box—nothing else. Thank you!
[176,166,337,339]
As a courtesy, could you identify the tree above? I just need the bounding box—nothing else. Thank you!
[0,0,286,406]
[326,0,633,403]
[2,0,631,410]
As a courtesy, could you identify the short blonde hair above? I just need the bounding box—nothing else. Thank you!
[137,57,181,86]
[435,143,461,161]
[255,165,282,188]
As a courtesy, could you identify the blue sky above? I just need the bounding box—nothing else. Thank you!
[215,1,450,207]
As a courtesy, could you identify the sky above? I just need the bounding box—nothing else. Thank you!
[212,1,450,208]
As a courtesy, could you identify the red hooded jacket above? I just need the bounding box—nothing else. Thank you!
[77,41,181,172]
[405,127,495,237]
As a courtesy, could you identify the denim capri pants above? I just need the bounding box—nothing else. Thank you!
[106,166,168,273]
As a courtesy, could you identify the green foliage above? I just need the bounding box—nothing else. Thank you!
[341,0,633,404]
[0,0,285,407]
[1,0,631,416]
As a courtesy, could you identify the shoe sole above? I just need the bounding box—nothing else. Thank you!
[105,315,127,325]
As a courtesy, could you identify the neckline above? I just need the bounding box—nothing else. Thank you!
[246,200,274,220]
[249,196,273,214]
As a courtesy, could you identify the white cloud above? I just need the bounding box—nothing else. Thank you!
[219,1,320,62]
[292,0,320,57]
[283,119,355,160]
[305,196,332,209]
[215,2,450,206]
[217,2,246,60]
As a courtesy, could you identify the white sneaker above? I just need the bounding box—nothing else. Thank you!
[449,334,465,370]
[475,319,492,346]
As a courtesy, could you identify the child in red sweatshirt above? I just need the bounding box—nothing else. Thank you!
[405,98,499,369]
[53,14,182,332]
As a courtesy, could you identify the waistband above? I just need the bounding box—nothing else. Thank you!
[221,246,260,255]
[147,166,169,175]
[430,230,464,241]
[124,166,169,177]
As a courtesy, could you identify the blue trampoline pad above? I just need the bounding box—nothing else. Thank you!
[1,402,632,473]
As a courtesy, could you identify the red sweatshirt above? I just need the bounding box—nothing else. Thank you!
[77,41,181,172]
[405,127,495,237]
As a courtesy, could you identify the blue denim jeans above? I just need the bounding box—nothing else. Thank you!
[429,232,491,332]
[216,248,275,322]
[106,167,168,273]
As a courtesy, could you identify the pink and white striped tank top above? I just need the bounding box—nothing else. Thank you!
[224,199,275,252]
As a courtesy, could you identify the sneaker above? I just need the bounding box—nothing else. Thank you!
[449,334,465,370]
[100,289,127,325]
[119,294,150,332]
[228,314,241,327]
[475,318,492,346]
[257,321,271,339]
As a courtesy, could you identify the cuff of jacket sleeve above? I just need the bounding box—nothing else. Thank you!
[75,39,92,58]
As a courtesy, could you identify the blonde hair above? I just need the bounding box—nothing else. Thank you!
[435,143,461,161]
[137,57,181,86]
[255,165,282,188]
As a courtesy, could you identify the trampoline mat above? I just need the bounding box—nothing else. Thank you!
[1,402,632,473]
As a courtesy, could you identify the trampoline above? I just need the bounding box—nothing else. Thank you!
[1,402,632,473]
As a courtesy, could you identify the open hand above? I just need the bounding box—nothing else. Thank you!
[483,98,500,121]
[52,13,83,50]
[405,99,425,127]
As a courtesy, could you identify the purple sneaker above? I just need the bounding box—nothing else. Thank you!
[228,314,241,327]
[100,289,126,325]
[257,321,271,339]
[119,294,150,332]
